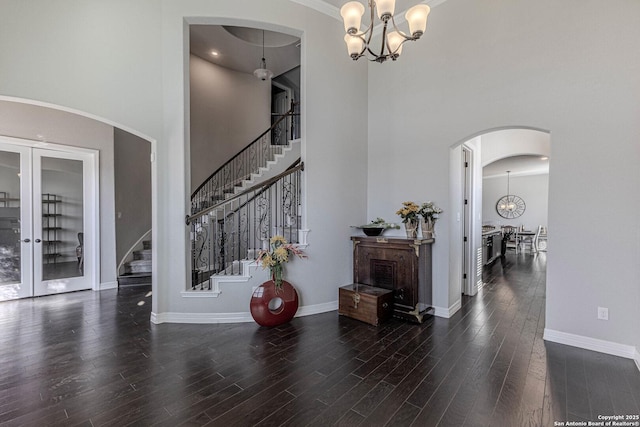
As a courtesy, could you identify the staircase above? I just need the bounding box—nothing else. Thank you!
[118,240,152,286]
[188,102,303,291]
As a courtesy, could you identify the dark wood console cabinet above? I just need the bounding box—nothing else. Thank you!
[351,236,433,323]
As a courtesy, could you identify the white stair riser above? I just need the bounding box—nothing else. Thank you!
[124,259,152,274]
[125,265,152,274]
[133,249,152,260]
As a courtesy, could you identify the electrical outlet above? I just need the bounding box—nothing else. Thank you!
[597,307,609,320]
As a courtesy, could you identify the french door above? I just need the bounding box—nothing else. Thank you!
[0,138,97,300]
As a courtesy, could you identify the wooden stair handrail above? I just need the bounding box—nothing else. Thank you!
[186,162,304,225]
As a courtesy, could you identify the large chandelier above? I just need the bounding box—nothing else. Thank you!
[340,0,431,63]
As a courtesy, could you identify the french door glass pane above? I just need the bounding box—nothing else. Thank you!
[0,151,21,297]
[40,157,84,281]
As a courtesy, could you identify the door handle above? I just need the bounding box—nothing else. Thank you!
[22,238,31,243]
[35,239,42,243]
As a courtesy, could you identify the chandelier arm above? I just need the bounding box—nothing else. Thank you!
[389,15,417,41]
[388,38,411,58]
[351,31,390,62]
[379,21,389,59]
[366,0,376,45]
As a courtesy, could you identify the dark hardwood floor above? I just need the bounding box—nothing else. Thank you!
[1,252,639,426]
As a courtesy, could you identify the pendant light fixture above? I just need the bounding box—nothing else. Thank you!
[496,170,526,219]
[253,30,274,81]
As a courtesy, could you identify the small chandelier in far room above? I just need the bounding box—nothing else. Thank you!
[340,0,431,63]
[496,170,526,219]
[253,30,274,81]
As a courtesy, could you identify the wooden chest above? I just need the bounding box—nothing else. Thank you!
[338,283,394,326]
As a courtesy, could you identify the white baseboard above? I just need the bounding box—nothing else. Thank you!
[433,299,462,318]
[99,281,118,290]
[151,311,253,324]
[150,300,338,325]
[180,290,221,298]
[544,329,639,369]
[296,300,338,316]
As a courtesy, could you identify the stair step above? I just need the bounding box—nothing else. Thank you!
[118,273,151,287]
[125,259,152,274]
[133,249,152,260]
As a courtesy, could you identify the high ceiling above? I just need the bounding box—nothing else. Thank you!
[189,1,443,76]
[190,25,300,77]
[483,155,549,178]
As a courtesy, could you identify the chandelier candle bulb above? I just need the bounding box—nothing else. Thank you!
[340,1,365,34]
[345,34,365,58]
[387,31,404,57]
[405,4,431,38]
[376,0,396,21]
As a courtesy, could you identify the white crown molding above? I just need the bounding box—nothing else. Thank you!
[289,0,448,23]
[544,329,639,365]
[289,0,340,20]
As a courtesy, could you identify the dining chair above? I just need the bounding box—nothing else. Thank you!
[536,225,547,251]
[520,228,538,253]
[502,226,519,254]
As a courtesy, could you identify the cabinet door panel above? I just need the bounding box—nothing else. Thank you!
[353,241,418,308]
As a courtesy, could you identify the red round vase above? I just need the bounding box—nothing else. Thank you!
[250,280,299,327]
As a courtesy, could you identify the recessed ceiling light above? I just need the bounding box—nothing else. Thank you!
[210,50,219,57]
[540,156,549,160]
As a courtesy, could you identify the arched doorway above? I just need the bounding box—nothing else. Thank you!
[450,127,550,298]
[0,97,155,300]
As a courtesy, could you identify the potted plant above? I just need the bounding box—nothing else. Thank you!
[418,201,443,238]
[353,217,400,236]
[251,236,306,327]
[396,201,420,238]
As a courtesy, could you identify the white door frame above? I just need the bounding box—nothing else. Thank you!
[0,141,33,299]
[0,136,99,296]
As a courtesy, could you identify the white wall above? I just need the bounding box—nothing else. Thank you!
[114,128,151,265]
[189,54,270,191]
[368,0,640,355]
[0,0,369,317]
[0,1,163,138]
[0,101,117,287]
[482,174,549,231]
